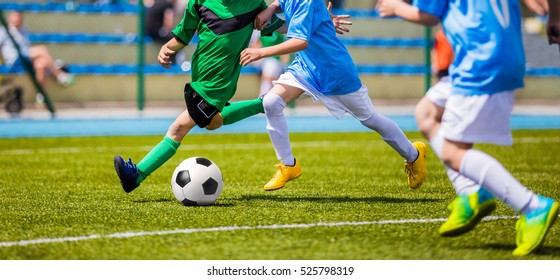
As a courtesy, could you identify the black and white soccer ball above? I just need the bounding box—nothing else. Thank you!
[171,157,223,206]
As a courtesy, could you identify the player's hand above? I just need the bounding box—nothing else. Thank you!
[376,0,399,18]
[328,2,352,34]
[255,8,274,30]
[240,48,264,66]
[158,45,176,69]
[522,0,549,16]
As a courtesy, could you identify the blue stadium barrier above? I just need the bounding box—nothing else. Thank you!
[28,32,153,45]
[27,32,427,48]
[1,63,558,77]
[0,3,380,18]
[525,67,560,77]
[0,2,138,14]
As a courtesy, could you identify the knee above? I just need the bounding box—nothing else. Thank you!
[441,144,468,172]
[205,114,223,130]
[33,60,47,72]
[262,93,286,116]
[414,98,442,140]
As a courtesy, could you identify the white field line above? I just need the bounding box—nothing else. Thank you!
[0,215,518,248]
[1,136,559,155]
[0,140,381,155]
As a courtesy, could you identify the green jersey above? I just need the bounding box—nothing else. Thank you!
[172,0,283,110]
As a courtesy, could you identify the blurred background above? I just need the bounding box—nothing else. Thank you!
[0,0,558,118]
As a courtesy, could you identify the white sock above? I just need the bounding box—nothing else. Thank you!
[430,129,480,195]
[262,93,295,166]
[460,149,537,213]
[360,112,418,162]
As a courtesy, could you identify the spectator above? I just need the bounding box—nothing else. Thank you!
[0,11,75,99]
[145,0,178,63]
[329,0,345,9]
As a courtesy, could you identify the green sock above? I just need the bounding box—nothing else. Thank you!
[136,136,180,184]
[221,98,264,125]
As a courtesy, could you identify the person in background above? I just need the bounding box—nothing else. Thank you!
[145,0,178,64]
[0,11,75,100]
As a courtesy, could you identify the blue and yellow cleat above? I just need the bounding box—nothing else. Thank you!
[264,160,302,191]
[513,195,559,256]
[113,155,140,193]
[439,188,497,237]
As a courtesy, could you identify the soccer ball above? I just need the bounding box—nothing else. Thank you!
[171,157,224,206]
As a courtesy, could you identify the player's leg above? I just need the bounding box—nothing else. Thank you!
[114,84,211,193]
[334,86,426,189]
[416,86,495,236]
[440,92,558,255]
[443,139,558,255]
[221,97,264,125]
[430,129,496,236]
[114,109,195,193]
[262,81,304,191]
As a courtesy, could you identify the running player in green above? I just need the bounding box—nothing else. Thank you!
[113,0,285,193]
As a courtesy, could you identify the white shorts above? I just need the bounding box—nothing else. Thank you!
[441,90,514,146]
[274,72,375,121]
[426,76,451,108]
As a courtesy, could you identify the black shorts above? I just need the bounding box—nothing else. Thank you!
[184,83,219,128]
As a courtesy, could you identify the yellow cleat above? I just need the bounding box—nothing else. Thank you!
[512,196,558,256]
[405,141,427,189]
[264,160,302,191]
[439,188,496,237]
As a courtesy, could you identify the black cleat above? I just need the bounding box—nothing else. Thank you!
[113,155,140,193]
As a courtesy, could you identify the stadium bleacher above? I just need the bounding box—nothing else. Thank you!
[0,1,558,106]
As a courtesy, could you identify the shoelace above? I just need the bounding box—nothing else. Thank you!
[269,163,292,181]
[125,158,139,174]
[404,164,414,177]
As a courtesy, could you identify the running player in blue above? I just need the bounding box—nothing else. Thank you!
[377,0,559,256]
[240,0,428,192]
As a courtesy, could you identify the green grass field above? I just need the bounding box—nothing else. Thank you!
[0,130,559,260]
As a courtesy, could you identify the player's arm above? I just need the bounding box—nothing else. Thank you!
[255,1,282,30]
[158,37,185,69]
[240,38,307,66]
[376,0,440,26]
[522,0,549,16]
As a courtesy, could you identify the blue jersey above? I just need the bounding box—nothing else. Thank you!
[414,0,525,96]
[278,0,362,95]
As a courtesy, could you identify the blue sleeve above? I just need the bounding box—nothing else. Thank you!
[284,0,314,41]
[413,0,447,18]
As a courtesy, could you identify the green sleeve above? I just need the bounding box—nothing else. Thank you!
[261,14,285,37]
[171,1,199,45]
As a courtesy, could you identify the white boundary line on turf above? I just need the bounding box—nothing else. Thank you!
[0,215,518,248]
[0,140,385,155]
[1,136,559,155]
